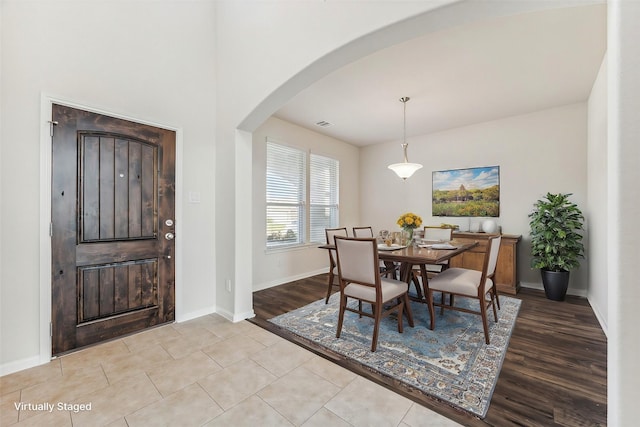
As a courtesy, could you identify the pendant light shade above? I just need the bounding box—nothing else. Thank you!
[388,143,422,179]
[388,97,422,180]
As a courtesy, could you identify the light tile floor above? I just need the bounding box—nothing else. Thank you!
[0,314,461,427]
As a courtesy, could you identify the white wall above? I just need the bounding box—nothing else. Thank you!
[0,0,446,372]
[214,0,451,319]
[0,0,217,371]
[252,117,360,290]
[360,103,588,294]
[608,1,640,424]
[587,55,608,332]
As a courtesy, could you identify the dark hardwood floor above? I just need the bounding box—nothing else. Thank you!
[251,273,607,427]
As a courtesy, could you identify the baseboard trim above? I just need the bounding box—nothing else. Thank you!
[587,295,608,337]
[519,282,587,297]
[0,355,43,377]
[253,268,328,292]
[176,306,217,323]
[215,307,255,323]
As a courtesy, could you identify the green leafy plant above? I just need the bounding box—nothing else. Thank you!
[529,193,585,272]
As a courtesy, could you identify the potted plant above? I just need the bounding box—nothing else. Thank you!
[528,193,585,301]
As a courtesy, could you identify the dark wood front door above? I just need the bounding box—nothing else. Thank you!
[51,104,176,355]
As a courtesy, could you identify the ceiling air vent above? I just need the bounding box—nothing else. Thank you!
[315,120,332,128]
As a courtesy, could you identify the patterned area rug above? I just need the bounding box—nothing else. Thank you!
[269,292,521,418]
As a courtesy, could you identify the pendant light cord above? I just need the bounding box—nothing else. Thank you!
[401,97,410,162]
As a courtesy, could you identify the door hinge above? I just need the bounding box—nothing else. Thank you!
[48,120,58,137]
[49,222,53,237]
[50,322,53,337]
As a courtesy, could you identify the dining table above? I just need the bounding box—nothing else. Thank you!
[320,239,478,329]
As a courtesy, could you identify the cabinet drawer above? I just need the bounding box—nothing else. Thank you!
[453,237,487,254]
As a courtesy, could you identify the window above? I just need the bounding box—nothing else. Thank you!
[266,141,339,248]
[266,142,306,247]
[310,153,339,243]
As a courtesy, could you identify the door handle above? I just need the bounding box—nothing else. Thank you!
[165,232,175,240]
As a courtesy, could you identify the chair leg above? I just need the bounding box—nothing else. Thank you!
[490,291,498,322]
[371,302,382,352]
[479,296,490,345]
[397,301,404,334]
[438,292,455,314]
[325,270,334,304]
[494,287,501,310]
[336,293,347,339]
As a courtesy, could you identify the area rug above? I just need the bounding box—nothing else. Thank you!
[269,292,521,418]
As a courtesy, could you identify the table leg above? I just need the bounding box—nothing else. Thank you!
[401,263,421,295]
[420,264,435,330]
[383,260,397,280]
[409,264,424,300]
[400,262,411,284]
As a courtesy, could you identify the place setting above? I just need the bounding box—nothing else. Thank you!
[376,229,408,251]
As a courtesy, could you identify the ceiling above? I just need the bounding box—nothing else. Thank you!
[273,4,607,147]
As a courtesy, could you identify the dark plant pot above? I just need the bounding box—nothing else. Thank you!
[541,269,570,301]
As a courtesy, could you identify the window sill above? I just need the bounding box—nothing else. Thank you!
[265,243,319,254]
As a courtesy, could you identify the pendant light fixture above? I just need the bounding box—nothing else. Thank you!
[388,96,423,180]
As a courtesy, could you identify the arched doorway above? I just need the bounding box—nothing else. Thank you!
[233,0,573,319]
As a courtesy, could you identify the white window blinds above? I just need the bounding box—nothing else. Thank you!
[266,141,339,248]
[310,153,339,243]
[266,142,306,247]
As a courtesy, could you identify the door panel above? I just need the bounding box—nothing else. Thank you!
[77,260,158,323]
[78,134,157,242]
[51,104,175,355]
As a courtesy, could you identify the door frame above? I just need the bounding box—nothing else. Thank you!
[39,94,183,363]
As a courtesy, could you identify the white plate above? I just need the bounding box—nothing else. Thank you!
[377,244,407,251]
[431,243,457,250]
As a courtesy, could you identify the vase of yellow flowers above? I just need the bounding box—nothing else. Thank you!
[397,212,422,245]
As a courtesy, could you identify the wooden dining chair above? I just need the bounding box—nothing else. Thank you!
[352,226,374,237]
[426,234,502,344]
[325,227,348,303]
[334,236,414,351]
[353,226,398,279]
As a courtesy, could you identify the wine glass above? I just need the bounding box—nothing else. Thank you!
[379,230,390,246]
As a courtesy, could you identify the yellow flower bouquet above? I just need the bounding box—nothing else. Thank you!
[397,212,422,243]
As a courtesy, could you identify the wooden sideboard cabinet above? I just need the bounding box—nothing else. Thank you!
[449,232,522,295]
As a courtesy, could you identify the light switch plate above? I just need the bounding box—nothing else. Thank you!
[188,191,201,203]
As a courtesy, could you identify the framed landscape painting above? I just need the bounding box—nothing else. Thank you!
[432,166,500,217]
